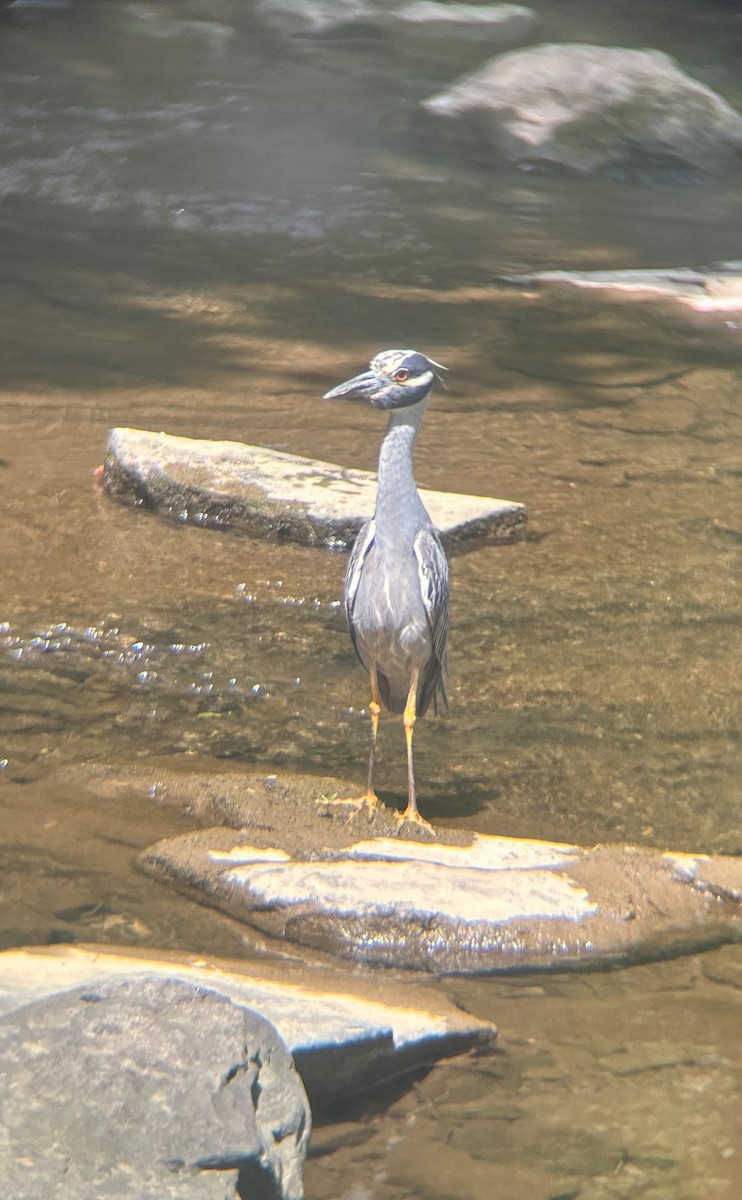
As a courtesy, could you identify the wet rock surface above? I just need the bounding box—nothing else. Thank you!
[0,976,310,1200]
[422,43,742,176]
[103,427,527,550]
[87,759,742,974]
[138,825,742,973]
[0,943,496,1115]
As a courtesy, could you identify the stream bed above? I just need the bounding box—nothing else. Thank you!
[1,1,741,1196]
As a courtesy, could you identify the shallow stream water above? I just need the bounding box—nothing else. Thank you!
[1,1,741,1197]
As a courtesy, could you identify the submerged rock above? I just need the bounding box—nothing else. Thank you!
[422,43,742,176]
[0,976,310,1200]
[255,0,385,36]
[103,427,526,550]
[0,943,497,1114]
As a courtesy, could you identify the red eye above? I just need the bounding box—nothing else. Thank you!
[394,368,409,382]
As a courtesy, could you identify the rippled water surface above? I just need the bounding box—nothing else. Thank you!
[1,1,741,1196]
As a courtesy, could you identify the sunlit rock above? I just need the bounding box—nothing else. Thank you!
[397,2,535,44]
[256,0,537,41]
[0,977,309,1200]
[137,824,742,973]
[502,264,742,313]
[422,44,742,176]
[103,427,526,549]
[55,761,742,974]
[0,943,497,1114]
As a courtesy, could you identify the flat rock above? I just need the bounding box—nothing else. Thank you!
[397,2,536,43]
[60,760,742,974]
[422,43,742,176]
[503,264,742,313]
[0,976,309,1200]
[0,943,497,1115]
[103,427,526,550]
[257,0,536,41]
[138,825,742,974]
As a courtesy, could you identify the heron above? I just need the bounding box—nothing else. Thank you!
[324,349,449,828]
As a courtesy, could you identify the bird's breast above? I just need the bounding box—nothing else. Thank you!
[350,547,431,668]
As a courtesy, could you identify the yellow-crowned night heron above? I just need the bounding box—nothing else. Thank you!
[325,349,449,827]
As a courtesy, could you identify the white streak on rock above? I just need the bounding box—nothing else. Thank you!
[225,859,597,923]
[345,834,581,871]
[208,845,292,863]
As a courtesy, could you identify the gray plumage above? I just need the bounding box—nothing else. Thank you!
[345,398,448,716]
[324,349,449,826]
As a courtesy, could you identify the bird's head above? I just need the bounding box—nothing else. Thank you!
[324,349,446,410]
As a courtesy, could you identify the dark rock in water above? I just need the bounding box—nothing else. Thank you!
[102,427,526,551]
[422,43,742,177]
[0,977,310,1200]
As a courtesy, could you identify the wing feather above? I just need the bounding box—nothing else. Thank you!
[344,518,376,662]
[413,527,450,715]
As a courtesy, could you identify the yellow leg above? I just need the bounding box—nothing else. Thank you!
[318,666,381,814]
[365,664,382,800]
[399,668,435,833]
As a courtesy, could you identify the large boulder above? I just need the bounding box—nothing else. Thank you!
[0,977,310,1200]
[422,43,742,176]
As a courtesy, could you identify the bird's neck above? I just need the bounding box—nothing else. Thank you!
[374,398,429,542]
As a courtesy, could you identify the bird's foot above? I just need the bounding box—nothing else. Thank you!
[317,790,381,815]
[395,806,436,836]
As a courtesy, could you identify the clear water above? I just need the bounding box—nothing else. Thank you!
[1,1,741,1196]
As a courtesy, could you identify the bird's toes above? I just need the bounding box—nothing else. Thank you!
[316,791,380,814]
[396,808,437,837]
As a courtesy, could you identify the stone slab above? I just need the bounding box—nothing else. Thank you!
[397,2,536,42]
[503,264,742,312]
[0,943,497,1115]
[57,760,742,975]
[103,427,526,550]
[138,825,742,974]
